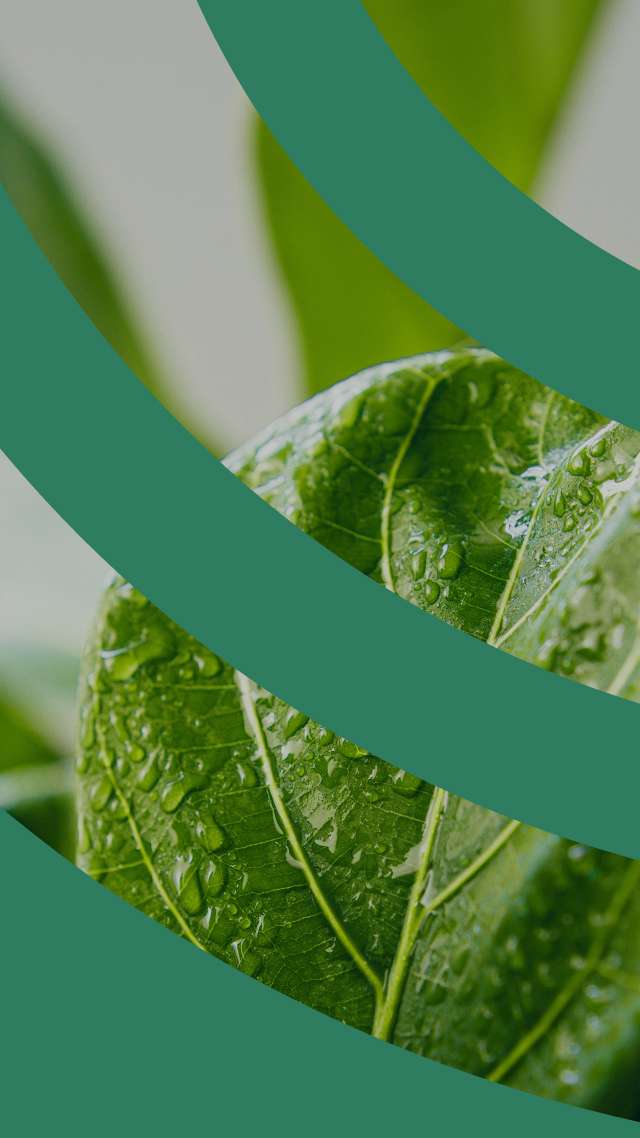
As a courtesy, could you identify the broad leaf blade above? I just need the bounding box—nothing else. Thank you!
[78,349,640,1115]
[256,0,607,397]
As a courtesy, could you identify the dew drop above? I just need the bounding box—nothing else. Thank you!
[553,490,567,518]
[90,775,113,813]
[392,769,423,797]
[173,860,204,916]
[196,653,222,678]
[236,762,258,788]
[161,780,188,814]
[568,449,590,476]
[80,713,95,751]
[438,542,463,580]
[198,816,228,853]
[202,858,227,898]
[411,550,427,580]
[76,749,91,775]
[590,437,608,458]
[102,628,174,681]
[284,709,309,739]
[423,579,440,605]
[337,739,369,759]
[137,755,160,791]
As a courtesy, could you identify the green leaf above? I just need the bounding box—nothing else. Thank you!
[0,692,74,857]
[0,645,80,753]
[0,646,78,856]
[78,348,640,1116]
[0,93,167,403]
[366,0,605,192]
[256,0,607,397]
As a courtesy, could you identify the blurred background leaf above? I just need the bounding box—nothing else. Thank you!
[0,1,612,856]
[255,0,608,399]
[0,647,77,857]
[0,93,172,405]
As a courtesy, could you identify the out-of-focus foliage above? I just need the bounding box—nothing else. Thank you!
[0,2,610,863]
[0,694,74,858]
[0,648,78,856]
[256,0,608,398]
[0,93,168,403]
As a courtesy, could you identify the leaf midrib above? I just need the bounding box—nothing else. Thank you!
[236,672,385,1008]
[373,378,522,1038]
[381,372,437,591]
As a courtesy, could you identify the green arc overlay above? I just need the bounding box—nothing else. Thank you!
[3,189,640,857]
[1,810,636,1136]
[197,0,640,430]
[2,12,640,1130]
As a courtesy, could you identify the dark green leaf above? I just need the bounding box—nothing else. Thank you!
[78,348,640,1116]
[256,0,607,397]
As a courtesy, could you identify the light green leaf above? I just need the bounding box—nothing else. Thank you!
[0,691,74,857]
[0,644,79,754]
[78,348,640,1116]
[0,646,78,856]
[256,0,607,397]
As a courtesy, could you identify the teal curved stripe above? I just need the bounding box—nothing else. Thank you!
[197,0,640,429]
[0,812,635,1135]
[2,190,639,857]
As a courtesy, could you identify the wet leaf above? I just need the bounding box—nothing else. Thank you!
[78,348,640,1116]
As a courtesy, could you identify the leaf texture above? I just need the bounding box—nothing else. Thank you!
[78,348,640,1116]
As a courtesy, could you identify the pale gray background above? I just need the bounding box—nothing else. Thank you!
[1,0,639,656]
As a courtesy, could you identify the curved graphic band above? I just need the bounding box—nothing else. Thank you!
[0,811,634,1135]
[2,189,639,857]
[197,0,639,429]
